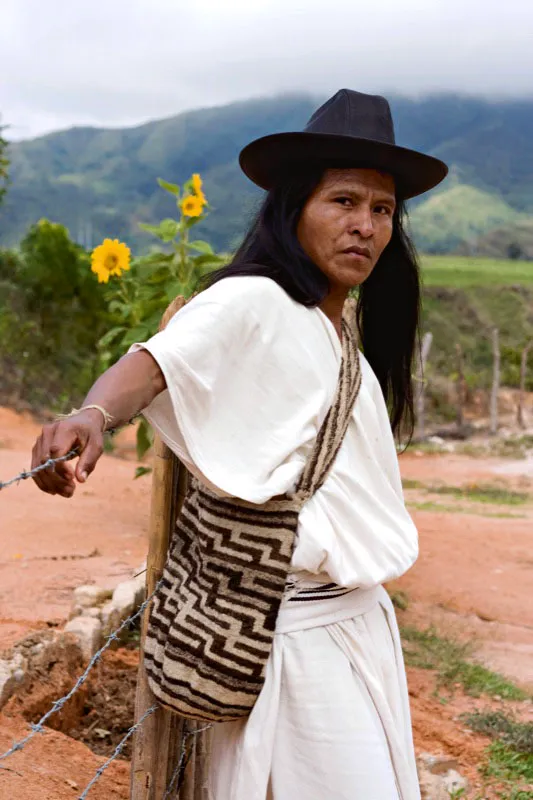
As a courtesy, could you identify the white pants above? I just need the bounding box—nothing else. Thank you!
[208,584,420,800]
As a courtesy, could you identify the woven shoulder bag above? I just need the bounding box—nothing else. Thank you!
[144,317,362,722]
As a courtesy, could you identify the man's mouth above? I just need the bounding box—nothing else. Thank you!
[341,245,371,259]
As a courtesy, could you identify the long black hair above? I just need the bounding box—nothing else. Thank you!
[204,166,421,438]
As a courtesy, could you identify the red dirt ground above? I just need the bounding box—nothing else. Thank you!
[1,407,532,799]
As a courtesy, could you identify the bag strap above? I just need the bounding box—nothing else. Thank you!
[291,315,362,504]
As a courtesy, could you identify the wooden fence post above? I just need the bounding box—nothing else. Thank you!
[130,433,184,799]
[131,297,211,799]
[517,341,532,429]
[490,327,500,436]
[415,332,433,440]
[455,342,466,431]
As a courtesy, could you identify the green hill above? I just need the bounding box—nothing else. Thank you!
[1,93,533,253]
[410,184,530,254]
[457,219,533,260]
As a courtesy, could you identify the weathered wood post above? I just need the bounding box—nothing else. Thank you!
[455,342,466,431]
[131,297,211,800]
[490,327,500,436]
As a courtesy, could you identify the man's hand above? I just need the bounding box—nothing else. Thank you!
[31,409,105,498]
[30,349,166,498]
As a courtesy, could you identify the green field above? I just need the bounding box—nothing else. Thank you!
[420,255,533,287]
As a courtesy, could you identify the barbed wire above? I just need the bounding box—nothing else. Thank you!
[0,418,137,492]
[0,568,213,798]
[0,412,213,798]
[79,704,158,800]
[163,723,213,799]
[0,578,162,767]
[0,448,79,490]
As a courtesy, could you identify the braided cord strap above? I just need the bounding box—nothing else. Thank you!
[291,317,361,503]
[56,404,113,431]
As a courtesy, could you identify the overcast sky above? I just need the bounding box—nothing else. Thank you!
[2,0,532,141]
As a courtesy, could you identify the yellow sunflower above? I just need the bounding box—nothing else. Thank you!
[192,173,203,194]
[192,173,207,205]
[91,238,131,284]
[181,194,204,218]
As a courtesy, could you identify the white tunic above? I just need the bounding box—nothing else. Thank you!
[130,275,421,799]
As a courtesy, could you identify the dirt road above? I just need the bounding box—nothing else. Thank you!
[1,407,532,799]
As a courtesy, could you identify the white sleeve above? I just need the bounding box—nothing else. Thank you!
[128,276,337,503]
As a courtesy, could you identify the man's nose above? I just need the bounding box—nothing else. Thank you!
[349,207,374,239]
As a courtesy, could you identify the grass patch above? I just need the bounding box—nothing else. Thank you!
[462,711,533,754]
[421,255,533,288]
[402,478,423,490]
[483,740,533,784]
[402,479,529,505]
[408,501,522,519]
[401,626,528,700]
[491,436,533,460]
[456,442,489,458]
[389,590,409,611]
[406,441,448,455]
[431,483,529,505]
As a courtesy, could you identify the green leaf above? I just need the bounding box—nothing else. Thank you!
[165,280,187,302]
[141,309,166,330]
[158,218,179,242]
[98,325,127,348]
[140,219,179,243]
[139,222,164,238]
[136,418,154,460]
[135,253,173,274]
[184,215,203,229]
[192,253,225,268]
[188,240,214,255]
[134,465,153,479]
[120,324,155,348]
[157,178,180,196]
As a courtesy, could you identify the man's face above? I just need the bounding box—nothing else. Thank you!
[297,168,396,289]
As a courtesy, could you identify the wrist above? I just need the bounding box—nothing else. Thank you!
[79,407,109,432]
[57,404,113,432]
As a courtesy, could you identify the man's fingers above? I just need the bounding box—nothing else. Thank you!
[31,431,56,494]
[31,417,104,494]
[54,460,75,483]
[76,435,104,482]
[49,424,81,460]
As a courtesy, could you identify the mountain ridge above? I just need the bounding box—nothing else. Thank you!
[2,92,532,254]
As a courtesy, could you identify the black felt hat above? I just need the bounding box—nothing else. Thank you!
[239,89,448,199]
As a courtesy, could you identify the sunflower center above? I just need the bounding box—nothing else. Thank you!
[104,254,118,271]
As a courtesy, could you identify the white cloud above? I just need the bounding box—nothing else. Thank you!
[2,0,532,139]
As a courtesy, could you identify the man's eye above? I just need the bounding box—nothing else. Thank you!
[335,197,352,206]
[375,205,392,215]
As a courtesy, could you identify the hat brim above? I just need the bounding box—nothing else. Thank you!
[239,132,448,200]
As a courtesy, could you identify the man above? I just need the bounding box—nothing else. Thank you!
[32,89,447,799]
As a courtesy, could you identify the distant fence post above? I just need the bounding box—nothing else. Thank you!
[490,327,500,435]
[455,342,466,431]
[517,341,532,429]
[415,332,433,440]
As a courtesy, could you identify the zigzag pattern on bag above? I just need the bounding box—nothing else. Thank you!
[144,316,361,722]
